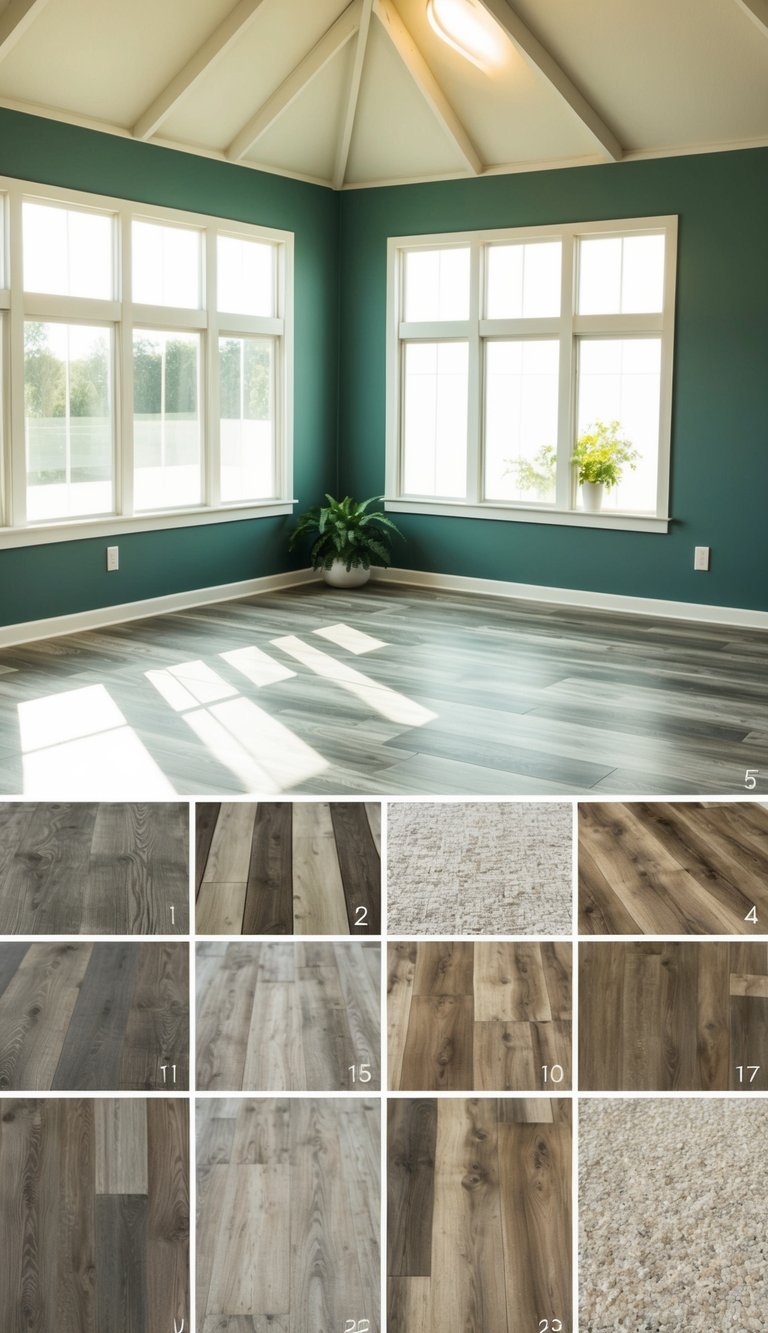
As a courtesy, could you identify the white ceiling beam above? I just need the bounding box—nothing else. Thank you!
[735,0,768,34]
[373,0,482,175]
[476,0,622,162]
[227,0,362,161]
[0,0,51,64]
[333,0,374,189]
[133,0,269,140]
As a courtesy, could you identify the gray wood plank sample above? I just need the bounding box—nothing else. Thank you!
[0,943,189,1090]
[195,941,381,1091]
[0,1098,188,1332]
[0,803,188,934]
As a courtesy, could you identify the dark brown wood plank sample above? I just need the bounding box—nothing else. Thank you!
[196,941,381,1091]
[388,942,572,1091]
[0,802,189,934]
[195,802,221,893]
[197,1098,379,1330]
[580,941,768,1090]
[387,1098,571,1332]
[0,943,189,1091]
[0,1098,188,1333]
[578,801,768,934]
[196,802,381,934]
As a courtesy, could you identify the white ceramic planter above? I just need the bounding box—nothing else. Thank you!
[322,560,371,588]
[581,481,605,512]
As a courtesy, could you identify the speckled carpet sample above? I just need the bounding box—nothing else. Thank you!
[386,800,572,934]
[580,1099,768,1331]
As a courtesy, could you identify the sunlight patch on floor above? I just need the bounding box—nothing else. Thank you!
[312,623,387,655]
[18,683,128,750]
[183,695,328,791]
[219,645,296,687]
[271,634,436,727]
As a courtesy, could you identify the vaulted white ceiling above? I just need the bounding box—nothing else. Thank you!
[0,0,766,188]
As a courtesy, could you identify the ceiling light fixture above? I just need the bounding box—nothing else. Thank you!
[426,0,502,72]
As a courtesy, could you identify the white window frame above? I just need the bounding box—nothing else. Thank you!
[385,215,678,533]
[0,175,294,549]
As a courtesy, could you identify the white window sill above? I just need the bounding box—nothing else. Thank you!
[385,498,670,534]
[0,501,296,549]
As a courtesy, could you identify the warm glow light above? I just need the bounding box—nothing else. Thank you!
[426,0,502,71]
[183,696,327,791]
[271,635,436,728]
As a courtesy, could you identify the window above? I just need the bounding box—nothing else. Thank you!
[0,177,293,546]
[387,216,677,532]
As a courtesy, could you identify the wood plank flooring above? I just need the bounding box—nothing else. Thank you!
[196,941,381,1091]
[578,800,768,934]
[196,801,381,934]
[0,943,189,1090]
[0,1097,189,1332]
[388,1097,571,1333]
[197,1097,380,1332]
[388,942,572,1091]
[0,582,765,796]
[0,802,189,934]
[579,942,768,1090]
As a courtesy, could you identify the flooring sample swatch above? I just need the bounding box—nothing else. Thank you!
[388,1097,571,1333]
[196,941,381,1091]
[579,941,768,1090]
[197,1097,380,1330]
[0,1097,189,1332]
[196,800,381,934]
[0,942,189,1090]
[0,802,189,933]
[578,800,768,934]
[388,941,571,1091]
[580,1098,768,1330]
[386,801,572,934]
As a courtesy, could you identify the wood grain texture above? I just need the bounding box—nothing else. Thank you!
[1,582,765,797]
[578,801,768,934]
[196,941,381,1091]
[580,941,768,1090]
[197,1097,379,1330]
[388,942,572,1091]
[196,802,382,933]
[0,1098,188,1333]
[387,1098,571,1332]
[0,943,189,1091]
[0,802,188,934]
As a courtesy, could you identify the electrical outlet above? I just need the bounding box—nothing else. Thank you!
[106,545,119,572]
[694,545,710,571]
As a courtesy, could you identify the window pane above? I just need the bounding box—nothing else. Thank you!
[218,236,275,317]
[23,203,113,299]
[576,337,662,512]
[484,340,559,503]
[404,248,470,321]
[578,234,665,314]
[25,322,113,521]
[219,336,275,501]
[132,221,201,308]
[133,330,201,510]
[402,341,468,497]
[486,241,561,318]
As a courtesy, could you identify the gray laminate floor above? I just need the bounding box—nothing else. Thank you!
[0,582,765,797]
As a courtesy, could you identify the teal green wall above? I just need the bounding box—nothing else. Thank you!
[2,115,767,624]
[339,149,768,612]
[0,109,339,625]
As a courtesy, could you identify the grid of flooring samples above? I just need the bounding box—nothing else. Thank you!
[1,792,767,1326]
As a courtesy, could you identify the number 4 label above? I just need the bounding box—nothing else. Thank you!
[745,906,758,924]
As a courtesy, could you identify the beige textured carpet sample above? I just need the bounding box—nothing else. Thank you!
[386,801,572,934]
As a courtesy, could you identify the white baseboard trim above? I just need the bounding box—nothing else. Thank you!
[371,566,768,630]
[0,568,319,648]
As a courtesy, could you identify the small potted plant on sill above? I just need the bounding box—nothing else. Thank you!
[571,420,639,512]
[288,494,403,588]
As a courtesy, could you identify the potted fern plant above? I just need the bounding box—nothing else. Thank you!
[288,494,403,587]
[571,420,640,512]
